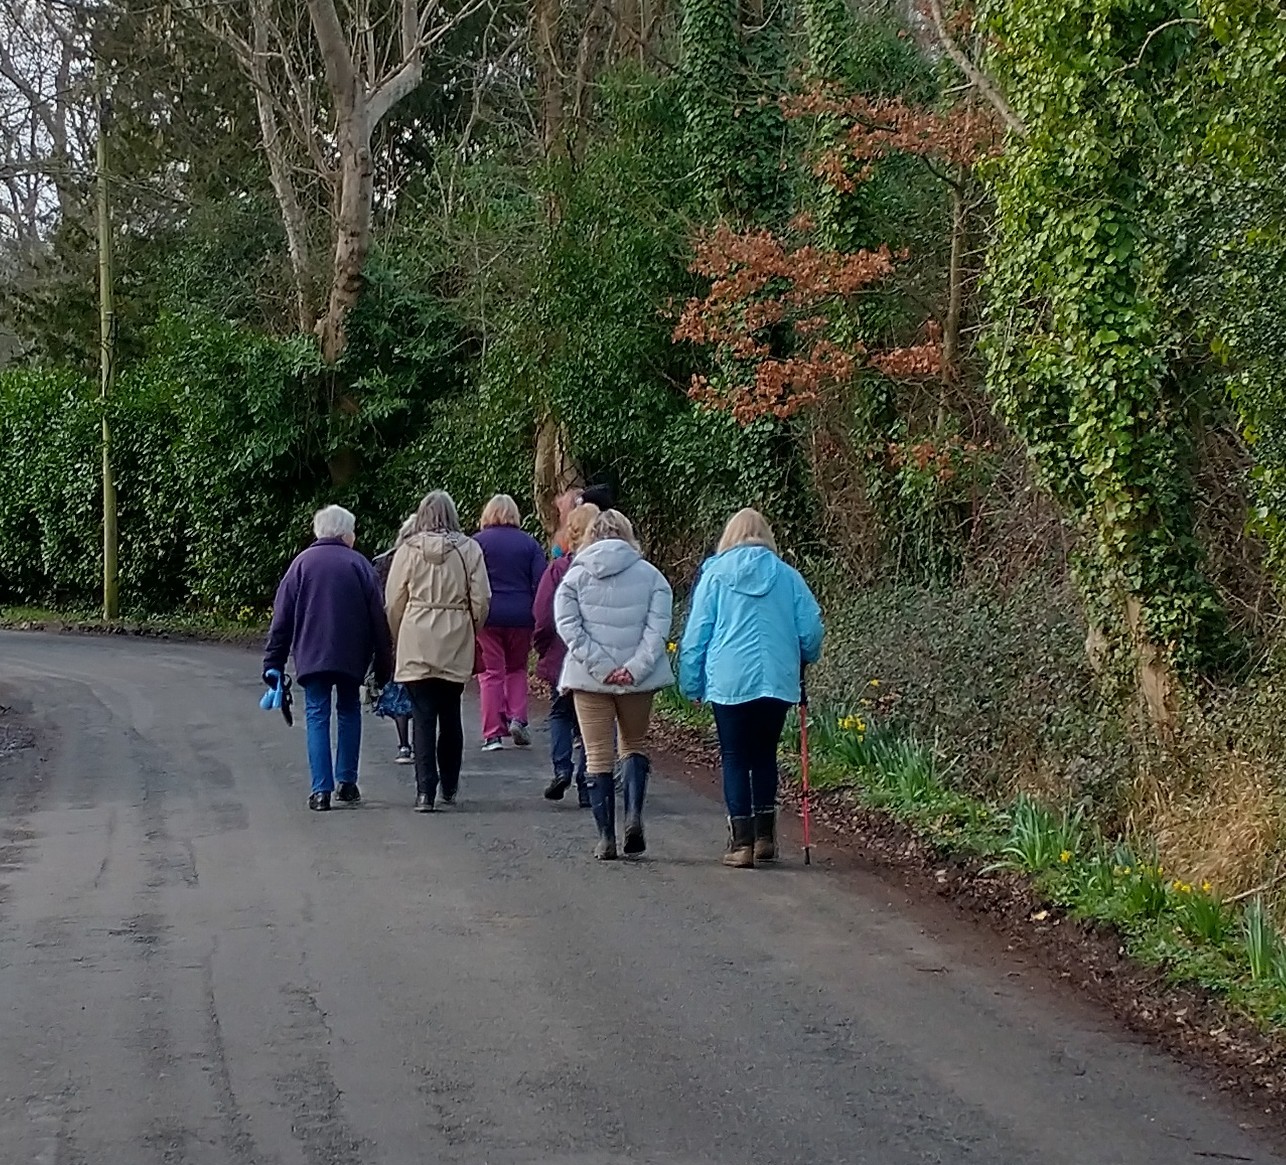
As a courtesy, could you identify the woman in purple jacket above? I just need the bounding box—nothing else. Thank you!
[533,502,599,805]
[473,495,548,750]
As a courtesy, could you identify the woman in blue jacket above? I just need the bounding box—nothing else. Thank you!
[679,509,824,867]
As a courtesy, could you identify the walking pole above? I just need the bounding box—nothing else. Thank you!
[799,665,813,866]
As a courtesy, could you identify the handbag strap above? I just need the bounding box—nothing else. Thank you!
[450,541,478,632]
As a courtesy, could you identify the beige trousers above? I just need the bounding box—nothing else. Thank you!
[572,691,655,774]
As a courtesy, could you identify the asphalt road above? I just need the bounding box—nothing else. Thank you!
[0,631,1280,1165]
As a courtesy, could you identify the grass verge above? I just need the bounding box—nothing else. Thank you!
[0,606,266,645]
[654,684,1286,1031]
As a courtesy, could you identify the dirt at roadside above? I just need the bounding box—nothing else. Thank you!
[0,694,35,759]
[650,716,1286,1138]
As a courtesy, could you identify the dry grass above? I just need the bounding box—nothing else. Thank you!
[1129,742,1286,906]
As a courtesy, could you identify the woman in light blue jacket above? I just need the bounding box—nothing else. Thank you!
[679,508,824,868]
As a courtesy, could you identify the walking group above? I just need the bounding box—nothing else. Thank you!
[261,487,824,865]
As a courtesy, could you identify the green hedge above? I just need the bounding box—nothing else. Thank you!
[0,310,498,616]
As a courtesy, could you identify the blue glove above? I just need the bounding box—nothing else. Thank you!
[261,669,284,711]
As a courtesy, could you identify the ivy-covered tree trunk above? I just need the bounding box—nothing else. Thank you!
[979,0,1226,720]
[679,0,741,212]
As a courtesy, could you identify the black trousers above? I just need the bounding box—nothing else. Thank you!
[406,679,465,801]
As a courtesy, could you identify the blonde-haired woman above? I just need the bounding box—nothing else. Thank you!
[387,491,491,810]
[678,508,824,867]
[555,509,673,859]
[473,494,547,750]
[533,503,600,805]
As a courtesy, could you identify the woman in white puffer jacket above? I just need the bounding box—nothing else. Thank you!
[555,509,673,860]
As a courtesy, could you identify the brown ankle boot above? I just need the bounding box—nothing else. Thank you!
[722,817,755,868]
[753,810,777,861]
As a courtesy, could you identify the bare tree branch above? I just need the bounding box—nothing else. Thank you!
[924,0,1027,140]
[252,4,315,330]
[307,0,358,115]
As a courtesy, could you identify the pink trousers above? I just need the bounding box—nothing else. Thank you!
[477,625,532,740]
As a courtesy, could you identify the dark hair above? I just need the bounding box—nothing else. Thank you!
[579,484,614,510]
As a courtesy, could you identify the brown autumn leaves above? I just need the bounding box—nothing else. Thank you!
[673,92,1000,424]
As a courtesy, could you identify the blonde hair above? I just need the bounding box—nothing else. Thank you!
[587,508,639,550]
[563,503,600,553]
[717,507,778,555]
[395,514,416,546]
[480,493,522,529]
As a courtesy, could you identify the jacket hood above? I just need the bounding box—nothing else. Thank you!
[575,538,642,579]
[711,544,780,597]
[406,530,467,566]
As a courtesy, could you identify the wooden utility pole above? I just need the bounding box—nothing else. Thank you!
[95,70,118,620]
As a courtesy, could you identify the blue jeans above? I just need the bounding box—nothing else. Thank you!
[548,690,583,777]
[712,698,791,818]
[302,673,362,794]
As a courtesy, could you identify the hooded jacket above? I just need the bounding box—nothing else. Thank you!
[678,544,824,706]
[554,538,674,694]
[386,531,492,685]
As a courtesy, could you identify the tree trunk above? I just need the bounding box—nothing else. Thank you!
[612,0,640,63]
[318,111,374,365]
[535,0,564,158]
[942,178,966,379]
[251,8,314,332]
[533,414,581,535]
[570,0,612,155]
[255,91,315,332]
[1126,596,1177,738]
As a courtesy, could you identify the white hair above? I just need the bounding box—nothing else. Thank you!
[313,504,357,540]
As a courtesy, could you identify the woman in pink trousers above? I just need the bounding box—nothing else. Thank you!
[473,494,548,750]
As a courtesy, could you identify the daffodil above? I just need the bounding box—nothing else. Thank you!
[1201,880,1213,894]
[1059,850,1072,863]
[868,678,880,687]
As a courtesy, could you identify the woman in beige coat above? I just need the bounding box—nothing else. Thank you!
[386,491,491,811]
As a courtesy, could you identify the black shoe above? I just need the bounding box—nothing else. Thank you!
[308,792,332,812]
[335,782,361,804]
[621,755,650,856]
[414,793,434,812]
[544,771,573,801]
[440,790,457,806]
[577,779,591,809]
